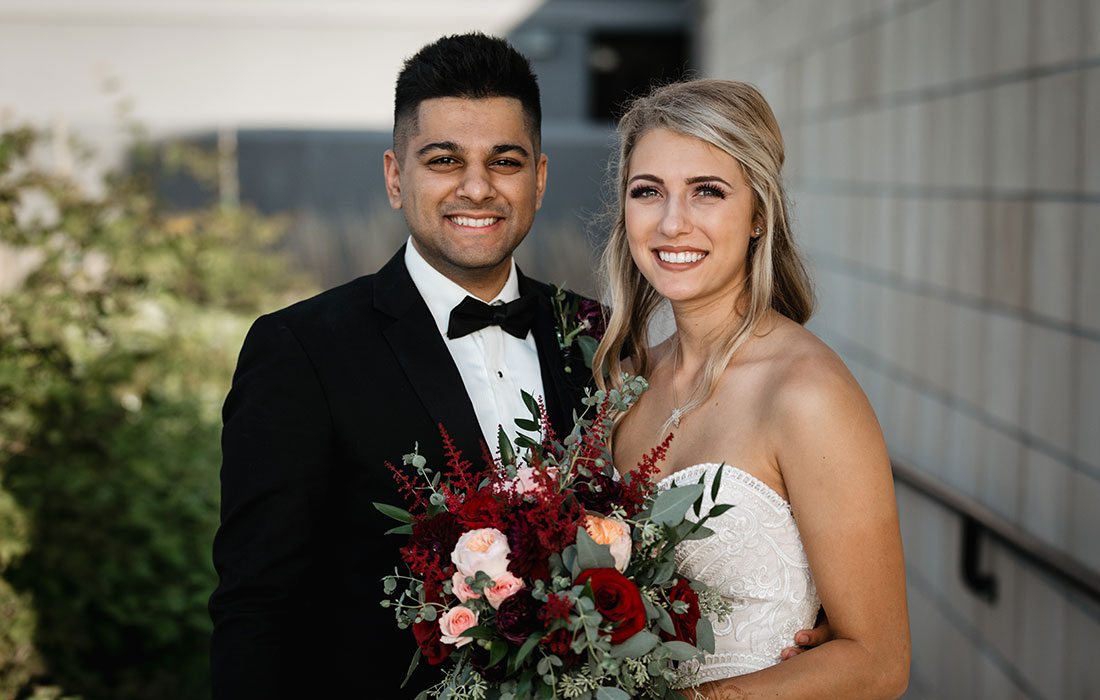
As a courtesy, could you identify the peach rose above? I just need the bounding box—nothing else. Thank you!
[584,514,632,572]
[451,527,511,580]
[484,572,525,609]
[451,571,481,603]
[438,605,478,648]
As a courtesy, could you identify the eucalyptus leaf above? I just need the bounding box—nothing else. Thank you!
[575,525,616,570]
[577,334,598,368]
[649,484,705,526]
[372,502,413,523]
[488,639,509,668]
[652,559,676,586]
[662,641,703,661]
[609,629,660,659]
[655,604,675,635]
[595,688,631,700]
[401,648,421,688]
[516,632,541,666]
[696,615,716,654]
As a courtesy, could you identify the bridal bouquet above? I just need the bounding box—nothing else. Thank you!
[376,377,733,700]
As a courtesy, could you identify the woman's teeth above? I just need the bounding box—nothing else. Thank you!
[450,216,499,228]
[657,250,706,264]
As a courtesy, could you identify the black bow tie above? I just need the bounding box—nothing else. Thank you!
[447,294,538,340]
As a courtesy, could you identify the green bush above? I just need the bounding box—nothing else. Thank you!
[0,124,313,699]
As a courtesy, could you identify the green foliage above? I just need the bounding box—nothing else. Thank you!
[0,123,313,699]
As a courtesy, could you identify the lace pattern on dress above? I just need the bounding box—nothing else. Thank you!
[657,463,820,688]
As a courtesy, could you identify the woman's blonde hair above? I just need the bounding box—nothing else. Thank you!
[593,79,815,424]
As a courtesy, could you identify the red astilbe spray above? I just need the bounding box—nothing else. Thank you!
[621,432,675,516]
[537,396,557,453]
[438,424,482,510]
[386,460,429,513]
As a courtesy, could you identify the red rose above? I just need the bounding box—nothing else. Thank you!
[664,578,701,646]
[457,491,503,530]
[575,568,647,644]
[412,620,452,666]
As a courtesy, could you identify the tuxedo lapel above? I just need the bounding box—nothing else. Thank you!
[520,272,577,440]
[374,248,484,457]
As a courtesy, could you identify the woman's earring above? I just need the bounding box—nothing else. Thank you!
[753,226,763,238]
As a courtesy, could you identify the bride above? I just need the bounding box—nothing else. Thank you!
[593,80,910,699]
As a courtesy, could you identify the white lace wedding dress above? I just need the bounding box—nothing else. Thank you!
[659,462,821,686]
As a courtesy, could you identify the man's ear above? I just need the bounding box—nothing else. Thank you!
[534,152,548,210]
[383,149,402,209]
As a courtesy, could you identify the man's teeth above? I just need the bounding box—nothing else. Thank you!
[451,216,499,228]
[657,250,707,264]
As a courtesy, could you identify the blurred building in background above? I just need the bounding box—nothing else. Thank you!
[1,1,1098,699]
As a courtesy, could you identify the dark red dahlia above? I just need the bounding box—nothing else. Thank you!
[505,514,551,582]
[400,511,463,584]
[495,588,543,644]
[456,490,504,530]
[573,473,624,515]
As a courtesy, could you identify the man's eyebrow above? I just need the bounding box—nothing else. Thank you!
[490,143,530,158]
[417,141,461,157]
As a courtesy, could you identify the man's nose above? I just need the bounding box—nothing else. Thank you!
[456,164,495,202]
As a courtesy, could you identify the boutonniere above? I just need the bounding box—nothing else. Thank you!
[551,286,608,374]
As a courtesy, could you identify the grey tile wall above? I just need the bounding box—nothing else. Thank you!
[702,1,1100,697]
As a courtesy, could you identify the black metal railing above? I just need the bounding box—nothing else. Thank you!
[891,460,1100,605]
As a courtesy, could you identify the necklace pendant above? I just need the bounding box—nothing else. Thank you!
[670,407,683,427]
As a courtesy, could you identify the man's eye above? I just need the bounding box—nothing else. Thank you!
[491,159,522,169]
[428,156,460,167]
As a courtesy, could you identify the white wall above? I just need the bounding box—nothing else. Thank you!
[701,1,1100,699]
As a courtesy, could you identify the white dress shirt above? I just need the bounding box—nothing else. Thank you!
[404,240,547,449]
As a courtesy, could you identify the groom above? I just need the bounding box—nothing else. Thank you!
[208,34,590,699]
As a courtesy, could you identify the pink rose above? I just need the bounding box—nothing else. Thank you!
[451,571,481,603]
[451,528,511,580]
[513,465,559,496]
[438,605,478,648]
[484,572,525,609]
[583,514,632,572]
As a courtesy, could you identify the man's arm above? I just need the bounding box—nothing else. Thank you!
[209,314,333,700]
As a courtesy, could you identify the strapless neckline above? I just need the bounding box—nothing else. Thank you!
[656,462,790,511]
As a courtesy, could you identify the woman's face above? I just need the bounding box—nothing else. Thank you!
[624,128,756,308]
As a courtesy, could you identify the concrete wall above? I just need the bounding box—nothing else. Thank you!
[700,1,1099,698]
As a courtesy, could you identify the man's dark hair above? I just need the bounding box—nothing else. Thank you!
[393,32,542,156]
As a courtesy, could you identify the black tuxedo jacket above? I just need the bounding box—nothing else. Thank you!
[209,247,589,699]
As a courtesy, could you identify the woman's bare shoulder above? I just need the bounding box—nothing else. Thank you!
[755,317,867,422]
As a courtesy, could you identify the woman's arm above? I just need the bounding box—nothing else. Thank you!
[698,354,910,699]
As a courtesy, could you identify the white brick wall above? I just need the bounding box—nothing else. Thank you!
[701,1,1100,697]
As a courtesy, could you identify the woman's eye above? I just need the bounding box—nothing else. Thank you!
[696,184,727,198]
[629,185,659,199]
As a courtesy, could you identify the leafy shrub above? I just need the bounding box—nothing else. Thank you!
[0,124,313,699]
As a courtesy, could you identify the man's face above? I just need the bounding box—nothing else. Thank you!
[383,97,547,291]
